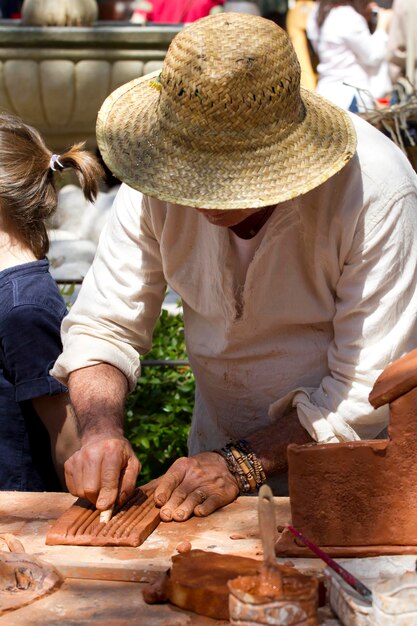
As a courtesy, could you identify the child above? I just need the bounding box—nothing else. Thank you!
[0,112,103,491]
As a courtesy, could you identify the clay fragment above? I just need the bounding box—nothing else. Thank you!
[0,533,25,554]
[369,348,417,408]
[0,551,62,615]
[142,569,170,604]
[175,540,192,553]
[46,486,160,547]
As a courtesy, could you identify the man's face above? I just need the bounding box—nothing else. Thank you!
[194,207,263,228]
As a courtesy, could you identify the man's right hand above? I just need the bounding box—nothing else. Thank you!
[64,364,139,511]
[64,436,141,511]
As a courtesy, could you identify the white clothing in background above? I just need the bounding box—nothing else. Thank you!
[388,0,417,86]
[223,0,261,14]
[52,115,417,453]
[307,5,391,109]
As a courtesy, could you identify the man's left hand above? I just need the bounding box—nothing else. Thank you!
[153,452,240,521]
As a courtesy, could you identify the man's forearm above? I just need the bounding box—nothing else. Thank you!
[245,408,313,476]
[68,363,129,443]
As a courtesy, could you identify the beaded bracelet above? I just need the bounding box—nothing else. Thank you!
[218,444,248,492]
[215,439,266,494]
[238,439,266,486]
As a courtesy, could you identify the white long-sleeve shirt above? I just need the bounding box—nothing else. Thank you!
[52,115,417,452]
[307,5,391,109]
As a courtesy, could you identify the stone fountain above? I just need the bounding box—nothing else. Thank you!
[0,0,180,151]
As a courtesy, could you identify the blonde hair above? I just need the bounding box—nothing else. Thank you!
[0,113,104,259]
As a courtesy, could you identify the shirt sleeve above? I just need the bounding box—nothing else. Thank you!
[51,184,167,390]
[341,11,388,69]
[1,304,67,402]
[270,183,417,443]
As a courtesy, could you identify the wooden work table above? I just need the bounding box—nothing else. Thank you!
[0,492,337,624]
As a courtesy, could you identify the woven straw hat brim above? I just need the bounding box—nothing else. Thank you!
[97,72,357,209]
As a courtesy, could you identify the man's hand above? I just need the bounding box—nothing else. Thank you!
[153,452,240,522]
[64,436,141,511]
[65,364,138,510]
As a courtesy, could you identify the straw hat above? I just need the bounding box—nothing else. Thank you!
[97,13,357,209]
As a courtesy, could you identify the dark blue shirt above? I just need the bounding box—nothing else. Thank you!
[0,259,67,491]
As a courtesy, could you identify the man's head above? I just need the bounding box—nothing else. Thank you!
[97,12,356,209]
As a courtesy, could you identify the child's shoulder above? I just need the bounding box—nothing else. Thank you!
[0,259,66,322]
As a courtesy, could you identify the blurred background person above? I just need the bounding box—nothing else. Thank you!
[130,0,224,24]
[387,0,417,88]
[0,0,22,18]
[286,0,317,89]
[307,0,392,110]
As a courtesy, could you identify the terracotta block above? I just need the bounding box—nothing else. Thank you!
[46,487,160,547]
[284,350,417,550]
[144,549,261,620]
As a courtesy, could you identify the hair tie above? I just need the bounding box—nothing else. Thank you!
[49,154,64,171]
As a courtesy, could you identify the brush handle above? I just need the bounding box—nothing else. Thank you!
[287,524,372,600]
[258,485,278,566]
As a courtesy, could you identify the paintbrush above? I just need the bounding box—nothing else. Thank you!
[286,524,373,602]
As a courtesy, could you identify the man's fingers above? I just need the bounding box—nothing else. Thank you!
[95,487,118,511]
[64,457,77,497]
[142,477,161,492]
[65,451,91,501]
[64,438,140,511]
[168,489,211,522]
[117,456,142,505]
[95,446,131,510]
[159,487,189,521]
[194,492,227,517]
[154,459,187,507]
[81,445,109,505]
[155,453,241,521]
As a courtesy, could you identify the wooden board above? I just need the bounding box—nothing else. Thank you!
[0,492,298,582]
[0,493,337,625]
[0,577,230,626]
[0,574,338,626]
[46,487,160,547]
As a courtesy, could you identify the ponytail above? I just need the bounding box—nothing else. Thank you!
[49,142,103,204]
[0,113,104,259]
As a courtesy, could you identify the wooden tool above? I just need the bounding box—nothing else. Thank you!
[99,507,114,524]
[258,484,283,594]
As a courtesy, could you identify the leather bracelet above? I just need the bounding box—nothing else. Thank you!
[215,440,267,494]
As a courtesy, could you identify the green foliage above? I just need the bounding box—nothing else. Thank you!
[59,282,76,300]
[125,309,195,484]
